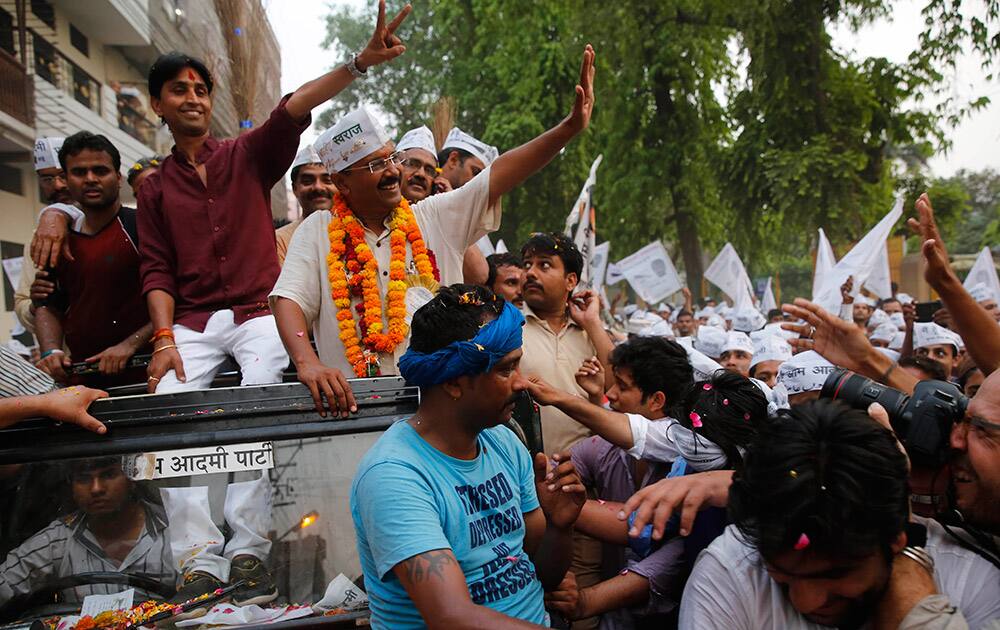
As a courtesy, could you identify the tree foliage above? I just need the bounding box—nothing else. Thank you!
[319,0,1000,296]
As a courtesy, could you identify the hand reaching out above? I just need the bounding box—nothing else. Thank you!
[574,356,604,401]
[781,298,877,375]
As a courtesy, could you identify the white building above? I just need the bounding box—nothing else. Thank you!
[0,0,285,342]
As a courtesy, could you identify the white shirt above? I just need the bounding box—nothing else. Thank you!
[680,519,1000,629]
[270,166,500,374]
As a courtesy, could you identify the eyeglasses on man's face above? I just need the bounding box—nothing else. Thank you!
[343,152,402,174]
[399,157,438,179]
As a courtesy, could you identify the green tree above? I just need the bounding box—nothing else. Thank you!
[318,0,1000,297]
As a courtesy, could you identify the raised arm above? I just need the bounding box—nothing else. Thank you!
[908,193,1000,375]
[393,549,546,629]
[523,377,634,448]
[284,0,411,121]
[487,45,595,207]
[570,290,614,389]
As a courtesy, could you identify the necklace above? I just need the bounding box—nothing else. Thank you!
[327,193,439,377]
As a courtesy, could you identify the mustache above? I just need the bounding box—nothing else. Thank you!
[378,174,400,187]
[307,190,333,199]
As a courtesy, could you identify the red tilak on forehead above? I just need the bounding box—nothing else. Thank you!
[187,69,197,82]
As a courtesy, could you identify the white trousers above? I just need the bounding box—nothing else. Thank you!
[155,310,289,393]
[160,473,273,582]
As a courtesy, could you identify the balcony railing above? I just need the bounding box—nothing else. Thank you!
[0,49,33,126]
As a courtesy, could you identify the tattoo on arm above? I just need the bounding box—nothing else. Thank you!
[402,550,457,584]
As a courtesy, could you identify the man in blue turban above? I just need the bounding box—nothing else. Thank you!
[350,284,585,628]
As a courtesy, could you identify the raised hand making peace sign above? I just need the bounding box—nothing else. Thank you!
[356,0,412,72]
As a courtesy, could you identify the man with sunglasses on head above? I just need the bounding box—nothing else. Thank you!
[271,43,596,416]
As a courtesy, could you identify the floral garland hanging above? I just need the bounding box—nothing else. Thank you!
[327,192,439,377]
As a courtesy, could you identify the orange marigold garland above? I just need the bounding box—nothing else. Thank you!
[328,193,438,377]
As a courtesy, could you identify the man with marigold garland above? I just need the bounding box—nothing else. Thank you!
[270,41,596,417]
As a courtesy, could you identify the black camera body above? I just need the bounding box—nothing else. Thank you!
[821,369,968,466]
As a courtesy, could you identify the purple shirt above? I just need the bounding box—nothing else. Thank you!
[137,95,309,331]
[570,434,686,628]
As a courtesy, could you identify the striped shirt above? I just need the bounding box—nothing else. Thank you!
[0,346,54,398]
[0,501,175,604]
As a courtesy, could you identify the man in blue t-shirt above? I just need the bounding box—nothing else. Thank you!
[351,284,585,628]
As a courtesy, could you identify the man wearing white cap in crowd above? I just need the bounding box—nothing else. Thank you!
[272,44,596,414]
[719,331,754,377]
[673,309,697,338]
[912,322,961,377]
[275,145,335,266]
[694,326,727,362]
[13,137,74,333]
[853,294,874,328]
[438,126,500,190]
[775,350,837,406]
[968,282,1000,323]
[435,126,501,285]
[396,125,452,202]
[730,307,765,334]
[747,334,792,388]
[868,322,898,348]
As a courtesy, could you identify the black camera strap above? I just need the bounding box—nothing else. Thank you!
[938,509,1000,571]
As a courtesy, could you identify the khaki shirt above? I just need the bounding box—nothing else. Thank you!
[519,304,597,454]
[275,219,302,266]
[270,165,500,375]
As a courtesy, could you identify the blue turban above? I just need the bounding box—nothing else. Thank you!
[398,301,525,387]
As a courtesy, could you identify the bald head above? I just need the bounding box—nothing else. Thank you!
[968,368,1000,420]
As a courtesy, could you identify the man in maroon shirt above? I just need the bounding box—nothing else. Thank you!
[140,1,412,395]
[34,132,151,388]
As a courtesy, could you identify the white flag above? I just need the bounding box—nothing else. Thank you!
[590,242,610,289]
[964,247,1000,296]
[570,156,603,288]
[704,243,754,309]
[605,262,625,285]
[564,155,603,236]
[864,243,893,300]
[812,228,836,299]
[495,239,508,254]
[616,241,683,303]
[814,197,904,314]
[761,277,777,312]
[475,235,495,256]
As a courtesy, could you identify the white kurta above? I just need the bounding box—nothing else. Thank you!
[270,166,500,375]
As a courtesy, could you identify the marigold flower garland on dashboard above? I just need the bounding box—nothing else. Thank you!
[327,193,439,377]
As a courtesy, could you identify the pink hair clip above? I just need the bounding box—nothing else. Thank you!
[689,412,703,428]
[794,533,810,551]
[723,399,729,406]
[743,413,751,421]
[702,383,713,391]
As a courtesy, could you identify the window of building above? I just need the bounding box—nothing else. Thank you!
[0,163,22,196]
[0,8,14,58]
[69,24,88,56]
[30,0,55,30]
[71,62,99,111]
[32,31,56,84]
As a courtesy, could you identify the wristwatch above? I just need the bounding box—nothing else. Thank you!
[346,53,367,79]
